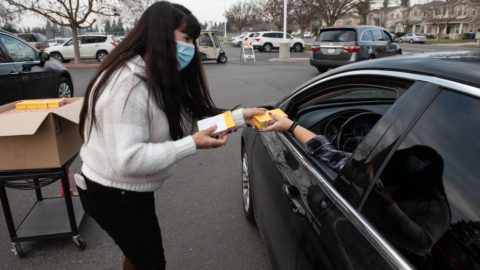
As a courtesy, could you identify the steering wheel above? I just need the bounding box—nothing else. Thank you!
[336,112,382,152]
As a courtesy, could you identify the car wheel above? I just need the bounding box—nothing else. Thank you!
[397,49,403,55]
[96,50,108,62]
[217,54,227,64]
[242,149,256,224]
[409,39,414,44]
[50,52,64,63]
[316,67,328,73]
[57,77,73,98]
[293,43,303,52]
[263,43,273,52]
[258,47,264,52]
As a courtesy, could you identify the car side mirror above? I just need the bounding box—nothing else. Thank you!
[39,51,50,63]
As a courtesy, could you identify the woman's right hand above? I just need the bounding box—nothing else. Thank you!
[192,125,228,149]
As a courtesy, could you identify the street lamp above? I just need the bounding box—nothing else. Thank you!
[224,0,227,38]
[279,0,290,59]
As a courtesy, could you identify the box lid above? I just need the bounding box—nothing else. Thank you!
[0,98,83,137]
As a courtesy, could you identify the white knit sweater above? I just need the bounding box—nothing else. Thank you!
[80,55,245,192]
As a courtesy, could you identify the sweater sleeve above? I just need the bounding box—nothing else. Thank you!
[99,85,196,178]
[232,108,245,128]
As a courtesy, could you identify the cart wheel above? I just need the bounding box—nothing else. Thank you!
[72,235,86,250]
[11,243,24,258]
[217,54,227,63]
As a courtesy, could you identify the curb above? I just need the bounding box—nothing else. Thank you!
[269,58,309,63]
[64,63,100,69]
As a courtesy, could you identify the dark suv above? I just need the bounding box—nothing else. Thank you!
[310,25,401,72]
[16,33,49,51]
[0,30,74,105]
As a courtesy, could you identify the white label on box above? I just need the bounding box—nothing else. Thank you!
[197,114,227,134]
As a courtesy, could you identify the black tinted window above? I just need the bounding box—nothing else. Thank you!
[264,33,275,38]
[317,30,356,42]
[362,90,480,269]
[361,30,373,41]
[81,36,107,44]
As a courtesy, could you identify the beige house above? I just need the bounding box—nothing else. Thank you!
[366,0,480,38]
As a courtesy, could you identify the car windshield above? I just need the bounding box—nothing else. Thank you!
[316,29,356,42]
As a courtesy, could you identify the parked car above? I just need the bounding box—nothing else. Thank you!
[230,35,245,47]
[310,25,402,73]
[243,32,257,46]
[0,30,74,106]
[399,32,427,44]
[48,37,69,47]
[16,33,49,51]
[44,34,117,62]
[250,31,305,52]
[241,51,480,270]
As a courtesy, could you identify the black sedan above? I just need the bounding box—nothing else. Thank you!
[241,51,480,270]
[0,30,73,106]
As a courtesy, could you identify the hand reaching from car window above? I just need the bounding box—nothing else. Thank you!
[243,108,268,126]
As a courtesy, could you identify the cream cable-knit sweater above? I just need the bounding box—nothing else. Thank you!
[80,55,245,192]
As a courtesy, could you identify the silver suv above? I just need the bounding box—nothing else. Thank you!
[310,25,402,73]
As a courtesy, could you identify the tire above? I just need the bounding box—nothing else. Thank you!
[293,43,303,52]
[96,50,108,62]
[217,54,227,63]
[397,49,403,55]
[57,77,74,98]
[263,43,273,52]
[237,41,242,47]
[50,52,64,63]
[242,149,256,224]
[258,47,264,52]
[409,39,414,44]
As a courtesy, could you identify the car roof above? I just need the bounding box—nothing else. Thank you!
[327,51,480,88]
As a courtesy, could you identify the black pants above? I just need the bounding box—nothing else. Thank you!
[77,175,166,270]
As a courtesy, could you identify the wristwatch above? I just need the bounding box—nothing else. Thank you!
[287,121,298,135]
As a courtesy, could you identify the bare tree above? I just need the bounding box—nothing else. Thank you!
[355,0,371,24]
[290,0,316,35]
[312,0,357,26]
[400,5,416,32]
[258,0,285,30]
[379,0,390,27]
[225,1,260,32]
[0,3,16,31]
[423,1,444,40]
[6,0,119,63]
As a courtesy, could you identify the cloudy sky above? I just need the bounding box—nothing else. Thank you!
[17,0,241,29]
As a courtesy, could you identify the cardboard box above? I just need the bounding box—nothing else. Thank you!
[197,111,236,135]
[15,98,66,110]
[252,108,288,129]
[0,98,83,171]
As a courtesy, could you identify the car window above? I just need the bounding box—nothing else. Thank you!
[382,31,392,42]
[316,29,356,42]
[18,34,35,42]
[287,34,292,39]
[0,34,37,62]
[254,33,260,37]
[0,38,13,63]
[362,89,480,269]
[361,30,373,41]
[198,33,213,46]
[64,39,73,46]
[371,30,384,41]
[81,36,107,44]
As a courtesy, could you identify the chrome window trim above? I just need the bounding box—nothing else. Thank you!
[279,70,480,108]
[278,133,413,270]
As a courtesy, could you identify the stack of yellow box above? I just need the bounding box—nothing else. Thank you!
[197,111,236,135]
[15,98,66,110]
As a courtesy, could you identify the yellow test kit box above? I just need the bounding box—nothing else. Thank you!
[252,108,288,129]
[15,98,66,110]
[197,111,236,134]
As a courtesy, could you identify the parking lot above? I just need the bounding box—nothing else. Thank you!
[1,41,479,270]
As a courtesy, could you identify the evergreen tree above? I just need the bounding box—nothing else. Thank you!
[112,19,118,34]
[117,18,125,35]
[104,19,111,34]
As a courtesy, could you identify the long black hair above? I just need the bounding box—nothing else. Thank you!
[79,1,220,141]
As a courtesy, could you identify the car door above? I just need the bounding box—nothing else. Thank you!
[62,38,75,59]
[0,34,54,100]
[0,34,23,105]
[273,75,432,269]
[371,29,388,58]
[251,129,313,270]
[382,30,397,56]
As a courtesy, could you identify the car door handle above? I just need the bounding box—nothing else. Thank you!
[283,184,306,217]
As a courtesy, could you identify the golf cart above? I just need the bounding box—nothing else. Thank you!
[197,31,227,64]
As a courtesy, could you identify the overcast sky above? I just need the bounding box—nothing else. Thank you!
[17,0,241,29]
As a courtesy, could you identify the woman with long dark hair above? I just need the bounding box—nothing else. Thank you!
[77,2,265,269]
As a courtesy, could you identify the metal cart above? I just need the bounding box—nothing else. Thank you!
[0,156,85,257]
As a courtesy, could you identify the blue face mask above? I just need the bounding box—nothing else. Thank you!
[176,41,195,70]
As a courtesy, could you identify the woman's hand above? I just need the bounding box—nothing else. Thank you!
[243,108,268,126]
[260,112,293,132]
[192,125,228,149]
